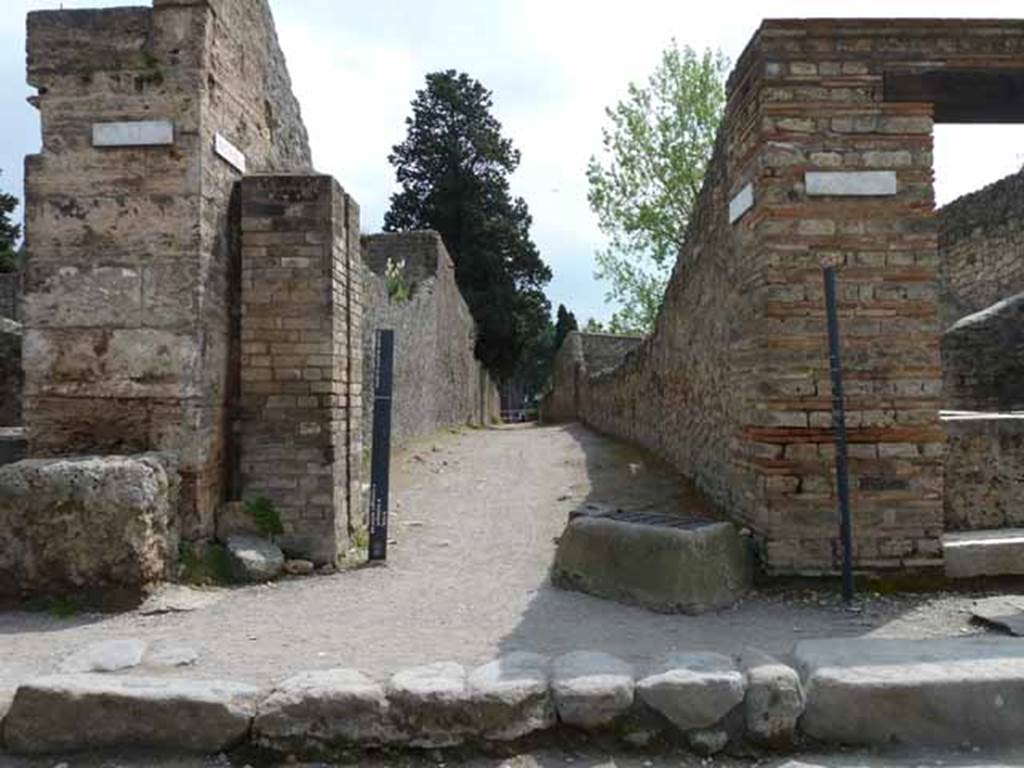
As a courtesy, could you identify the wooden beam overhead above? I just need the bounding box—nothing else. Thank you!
[884,69,1024,123]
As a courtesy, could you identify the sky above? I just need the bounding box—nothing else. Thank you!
[2,1,1023,324]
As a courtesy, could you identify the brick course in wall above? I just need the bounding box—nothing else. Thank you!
[237,175,361,564]
[563,20,1024,575]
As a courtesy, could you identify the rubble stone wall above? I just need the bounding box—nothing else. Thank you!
[944,414,1024,532]
[942,293,1024,413]
[939,169,1024,329]
[562,20,1024,573]
[541,332,641,423]
[236,175,361,564]
[21,0,312,540]
[361,231,500,449]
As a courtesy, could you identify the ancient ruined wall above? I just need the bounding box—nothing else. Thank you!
[1,319,21,427]
[944,414,1024,532]
[361,231,499,448]
[576,20,1024,574]
[542,332,641,423]
[22,0,312,539]
[237,175,360,564]
[939,169,1024,329]
[0,273,20,321]
[942,293,1024,412]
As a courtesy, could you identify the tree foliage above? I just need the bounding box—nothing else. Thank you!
[0,170,21,273]
[586,42,727,333]
[553,304,578,351]
[385,70,552,379]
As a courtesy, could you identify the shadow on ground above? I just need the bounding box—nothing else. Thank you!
[496,422,994,667]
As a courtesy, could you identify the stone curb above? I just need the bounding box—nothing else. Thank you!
[7,638,1022,757]
[0,649,797,757]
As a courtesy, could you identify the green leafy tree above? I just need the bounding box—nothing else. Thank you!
[583,317,606,333]
[385,70,552,379]
[0,171,21,273]
[553,304,578,351]
[587,42,727,333]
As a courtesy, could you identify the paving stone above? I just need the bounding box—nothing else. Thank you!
[254,668,398,751]
[551,651,634,728]
[636,652,745,732]
[138,584,225,615]
[226,534,284,582]
[2,674,259,753]
[58,638,147,674]
[740,647,804,746]
[971,595,1024,636]
[387,661,475,748]
[796,637,1024,746]
[467,652,555,741]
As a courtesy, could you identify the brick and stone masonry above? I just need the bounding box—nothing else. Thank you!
[236,175,362,564]
[21,0,312,540]
[555,20,1024,574]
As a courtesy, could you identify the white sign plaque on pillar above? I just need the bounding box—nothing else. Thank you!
[214,133,247,173]
[92,120,174,147]
[729,183,754,224]
[805,171,898,197]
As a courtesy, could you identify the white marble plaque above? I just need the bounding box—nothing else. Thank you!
[214,133,247,173]
[806,171,897,197]
[729,183,754,224]
[92,120,174,147]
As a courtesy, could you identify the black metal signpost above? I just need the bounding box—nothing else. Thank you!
[368,329,395,562]
[823,266,855,603]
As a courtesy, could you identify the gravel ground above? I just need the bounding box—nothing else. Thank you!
[0,423,1003,698]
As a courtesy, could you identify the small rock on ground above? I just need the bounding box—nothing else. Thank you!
[58,638,147,674]
[225,535,284,582]
[139,584,225,615]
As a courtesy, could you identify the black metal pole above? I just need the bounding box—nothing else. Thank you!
[823,266,854,603]
[368,329,395,562]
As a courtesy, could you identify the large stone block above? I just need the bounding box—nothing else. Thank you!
[551,651,634,729]
[0,454,179,596]
[386,662,476,748]
[3,674,259,753]
[254,669,398,752]
[552,513,753,614]
[636,652,745,732]
[796,637,1024,746]
[467,652,555,741]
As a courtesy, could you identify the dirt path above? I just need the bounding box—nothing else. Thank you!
[0,424,991,696]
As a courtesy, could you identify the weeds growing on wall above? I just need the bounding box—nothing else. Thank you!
[385,258,411,302]
[245,496,284,537]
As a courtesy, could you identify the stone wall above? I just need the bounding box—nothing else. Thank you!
[541,332,642,423]
[22,0,312,540]
[563,20,1024,574]
[236,175,361,564]
[0,273,19,321]
[939,169,1024,329]
[942,293,1024,412]
[361,231,500,448]
[944,414,1024,532]
[0,318,21,427]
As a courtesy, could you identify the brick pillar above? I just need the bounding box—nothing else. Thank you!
[238,175,361,564]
